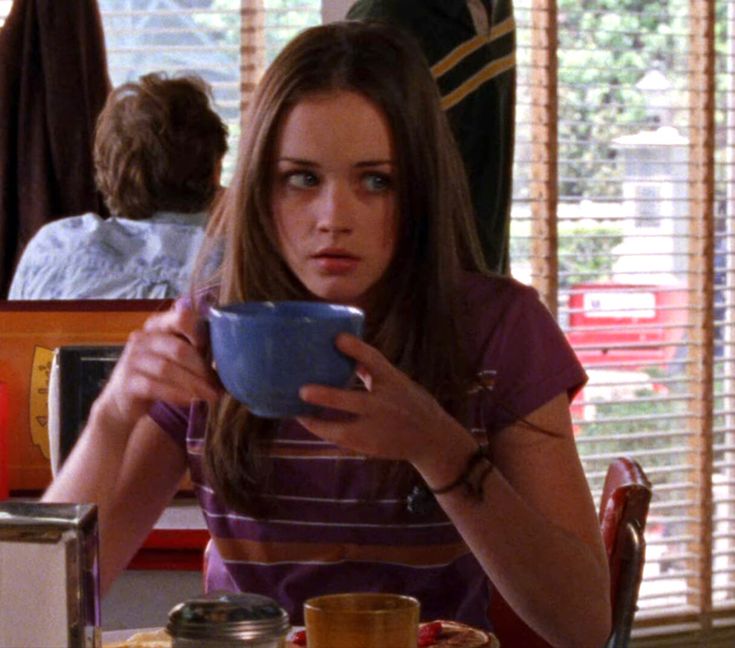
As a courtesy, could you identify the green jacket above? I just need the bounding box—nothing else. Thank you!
[347,0,516,274]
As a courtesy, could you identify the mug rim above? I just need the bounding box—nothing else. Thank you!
[209,300,364,322]
[303,592,420,614]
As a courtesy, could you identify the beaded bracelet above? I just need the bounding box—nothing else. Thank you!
[429,446,494,501]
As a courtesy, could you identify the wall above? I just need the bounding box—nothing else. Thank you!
[322,0,350,22]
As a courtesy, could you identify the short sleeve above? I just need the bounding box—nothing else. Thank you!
[148,401,190,451]
[471,279,587,433]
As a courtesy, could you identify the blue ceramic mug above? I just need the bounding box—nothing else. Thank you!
[208,301,365,418]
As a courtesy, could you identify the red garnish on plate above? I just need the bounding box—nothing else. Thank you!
[292,621,446,647]
[418,621,443,646]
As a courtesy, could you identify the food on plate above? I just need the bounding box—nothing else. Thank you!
[103,628,172,648]
[419,620,497,647]
[286,620,496,647]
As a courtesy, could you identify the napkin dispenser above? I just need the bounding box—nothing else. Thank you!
[0,502,101,647]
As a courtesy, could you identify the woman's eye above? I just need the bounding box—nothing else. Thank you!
[362,173,392,192]
[285,171,318,189]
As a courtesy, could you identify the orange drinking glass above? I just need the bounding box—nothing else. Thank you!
[304,592,419,648]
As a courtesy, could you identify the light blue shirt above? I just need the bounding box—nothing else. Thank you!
[8,211,208,300]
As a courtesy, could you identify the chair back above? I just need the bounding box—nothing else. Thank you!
[489,456,652,648]
[599,456,652,647]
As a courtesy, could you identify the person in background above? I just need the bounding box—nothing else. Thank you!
[42,22,610,647]
[8,72,228,300]
[347,0,516,274]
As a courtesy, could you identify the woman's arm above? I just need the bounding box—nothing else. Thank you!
[415,392,610,648]
[299,335,610,648]
[43,414,187,593]
[43,302,220,593]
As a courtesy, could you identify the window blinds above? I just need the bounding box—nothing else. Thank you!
[512,0,735,642]
[97,0,321,179]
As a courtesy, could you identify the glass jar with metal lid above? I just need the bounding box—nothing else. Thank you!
[167,591,291,647]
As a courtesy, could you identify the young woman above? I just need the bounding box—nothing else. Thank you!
[44,21,611,647]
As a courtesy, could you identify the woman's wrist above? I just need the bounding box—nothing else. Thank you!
[87,394,139,444]
[429,446,494,500]
[411,414,479,491]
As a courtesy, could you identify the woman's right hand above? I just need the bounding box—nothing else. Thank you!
[95,301,222,430]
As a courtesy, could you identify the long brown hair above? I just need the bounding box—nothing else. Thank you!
[196,21,487,513]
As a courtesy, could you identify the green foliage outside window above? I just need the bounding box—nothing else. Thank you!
[555,0,730,199]
[510,222,624,288]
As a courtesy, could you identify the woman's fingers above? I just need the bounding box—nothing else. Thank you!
[297,335,450,462]
[304,335,410,411]
[92,302,219,430]
[124,361,219,405]
[103,311,220,423]
[139,302,217,394]
[337,334,419,397]
[174,296,212,351]
[143,303,204,348]
[335,334,393,380]
[123,330,220,402]
[299,383,368,414]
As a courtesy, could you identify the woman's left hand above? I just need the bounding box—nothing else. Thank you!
[297,333,463,465]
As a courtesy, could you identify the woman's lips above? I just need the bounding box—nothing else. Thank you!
[312,253,359,274]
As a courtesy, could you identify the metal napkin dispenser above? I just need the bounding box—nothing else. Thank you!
[0,502,101,647]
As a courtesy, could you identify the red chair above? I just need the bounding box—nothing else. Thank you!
[489,457,652,648]
[599,457,652,647]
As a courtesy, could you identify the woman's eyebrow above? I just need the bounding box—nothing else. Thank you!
[278,157,394,167]
[277,156,319,165]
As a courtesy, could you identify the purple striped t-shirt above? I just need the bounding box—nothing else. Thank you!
[149,273,587,629]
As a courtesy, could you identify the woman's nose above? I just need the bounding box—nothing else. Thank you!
[316,182,355,233]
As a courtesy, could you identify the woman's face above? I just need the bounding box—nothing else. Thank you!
[271,90,398,308]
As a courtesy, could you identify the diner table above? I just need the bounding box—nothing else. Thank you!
[102,625,500,647]
[101,626,305,647]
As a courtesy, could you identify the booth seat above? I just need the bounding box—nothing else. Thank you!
[0,299,209,571]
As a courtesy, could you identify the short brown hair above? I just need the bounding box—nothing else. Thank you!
[94,72,228,220]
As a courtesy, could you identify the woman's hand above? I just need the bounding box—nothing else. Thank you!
[297,333,464,466]
[95,301,221,430]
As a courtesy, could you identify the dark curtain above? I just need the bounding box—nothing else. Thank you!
[0,0,111,298]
